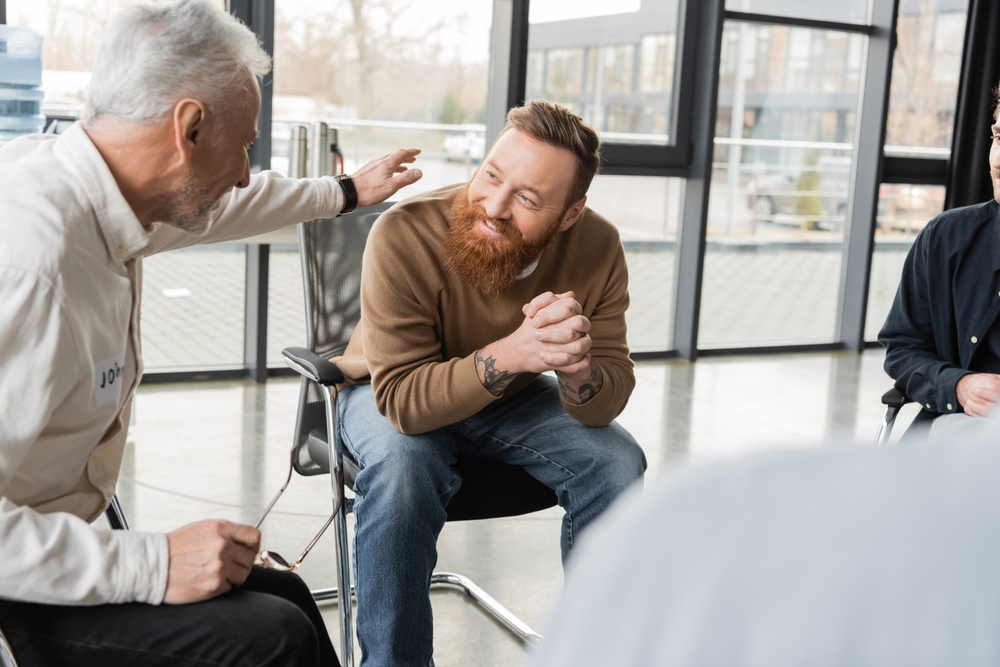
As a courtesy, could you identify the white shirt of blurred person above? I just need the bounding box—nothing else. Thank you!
[0,1,419,664]
[528,422,1000,667]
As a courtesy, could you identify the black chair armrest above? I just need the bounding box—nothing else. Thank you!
[881,387,910,409]
[282,347,345,386]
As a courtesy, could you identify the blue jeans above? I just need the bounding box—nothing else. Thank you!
[338,374,646,667]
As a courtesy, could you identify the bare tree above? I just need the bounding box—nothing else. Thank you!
[885,0,962,149]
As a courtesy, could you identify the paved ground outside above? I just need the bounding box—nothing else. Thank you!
[139,242,910,370]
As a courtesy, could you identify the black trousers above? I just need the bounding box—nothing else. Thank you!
[0,568,340,667]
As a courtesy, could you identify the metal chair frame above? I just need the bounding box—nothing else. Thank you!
[874,387,911,447]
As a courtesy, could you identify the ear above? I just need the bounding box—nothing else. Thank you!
[172,98,208,165]
[558,195,587,232]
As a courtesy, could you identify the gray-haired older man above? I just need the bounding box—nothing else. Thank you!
[0,1,419,665]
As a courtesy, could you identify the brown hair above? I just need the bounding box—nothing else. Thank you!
[995,82,1000,121]
[503,99,601,206]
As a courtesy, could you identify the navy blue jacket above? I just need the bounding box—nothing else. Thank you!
[879,200,1000,414]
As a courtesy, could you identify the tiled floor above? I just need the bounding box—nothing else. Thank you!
[121,348,917,666]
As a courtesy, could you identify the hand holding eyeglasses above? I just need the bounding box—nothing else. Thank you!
[162,519,260,604]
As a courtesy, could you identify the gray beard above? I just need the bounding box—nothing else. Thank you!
[165,203,215,235]
[154,177,219,235]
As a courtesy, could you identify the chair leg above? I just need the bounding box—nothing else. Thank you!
[874,405,899,447]
[430,572,542,645]
[331,498,354,667]
[313,572,543,647]
[0,627,19,667]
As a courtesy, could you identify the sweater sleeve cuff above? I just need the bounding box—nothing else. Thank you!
[561,361,618,428]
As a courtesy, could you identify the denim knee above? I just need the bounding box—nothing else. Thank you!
[354,440,460,508]
[586,423,647,488]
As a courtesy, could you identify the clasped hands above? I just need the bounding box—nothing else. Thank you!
[499,291,592,377]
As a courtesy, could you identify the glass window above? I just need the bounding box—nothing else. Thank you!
[267,245,307,365]
[529,0,683,145]
[884,0,970,155]
[272,0,492,198]
[700,22,865,348]
[526,50,546,100]
[141,247,247,370]
[585,175,684,352]
[640,34,676,94]
[546,48,585,100]
[7,0,225,118]
[865,183,946,340]
[724,0,872,25]
[868,0,969,342]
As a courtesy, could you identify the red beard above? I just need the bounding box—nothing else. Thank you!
[443,186,561,296]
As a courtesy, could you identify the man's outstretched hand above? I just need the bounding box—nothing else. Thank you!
[163,519,260,604]
[351,148,423,208]
[956,372,1000,417]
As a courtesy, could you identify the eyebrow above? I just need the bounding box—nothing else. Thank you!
[484,159,546,202]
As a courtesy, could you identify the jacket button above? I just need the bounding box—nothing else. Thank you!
[926,403,931,409]
[972,336,979,344]
[947,403,953,411]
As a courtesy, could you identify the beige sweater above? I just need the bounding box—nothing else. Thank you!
[336,183,634,435]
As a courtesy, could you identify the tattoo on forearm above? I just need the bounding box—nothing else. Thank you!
[476,352,516,396]
[559,364,604,405]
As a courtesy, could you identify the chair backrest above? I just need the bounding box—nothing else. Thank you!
[291,202,395,475]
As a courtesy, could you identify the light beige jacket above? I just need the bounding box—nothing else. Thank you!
[0,123,345,605]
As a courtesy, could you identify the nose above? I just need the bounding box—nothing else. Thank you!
[482,186,512,220]
[236,156,251,189]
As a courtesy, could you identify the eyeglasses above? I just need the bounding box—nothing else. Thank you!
[253,446,343,572]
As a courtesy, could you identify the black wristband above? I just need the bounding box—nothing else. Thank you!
[335,174,358,217]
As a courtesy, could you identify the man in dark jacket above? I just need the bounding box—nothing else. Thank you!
[880,89,1000,439]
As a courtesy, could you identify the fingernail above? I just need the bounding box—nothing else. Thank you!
[534,331,541,340]
[413,169,422,178]
[533,318,540,327]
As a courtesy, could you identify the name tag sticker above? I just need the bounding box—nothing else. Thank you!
[94,352,126,407]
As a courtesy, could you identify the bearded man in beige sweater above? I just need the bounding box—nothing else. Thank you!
[335,100,646,667]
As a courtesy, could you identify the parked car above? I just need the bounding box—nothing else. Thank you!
[442,131,485,162]
[876,183,944,234]
[746,156,851,230]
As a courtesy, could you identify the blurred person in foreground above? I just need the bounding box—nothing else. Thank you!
[527,424,1000,667]
[880,82,1000,441]
[331,100,646,666]
[0,0,421,664]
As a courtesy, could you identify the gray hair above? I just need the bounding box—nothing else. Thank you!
[84,0,271,125]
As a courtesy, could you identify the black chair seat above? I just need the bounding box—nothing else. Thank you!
[307,427,557,521]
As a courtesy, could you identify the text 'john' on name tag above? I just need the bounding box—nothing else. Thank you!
[94,352,126,407]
